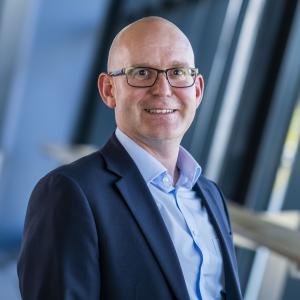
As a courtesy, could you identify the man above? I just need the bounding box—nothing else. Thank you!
[18,16,242,300]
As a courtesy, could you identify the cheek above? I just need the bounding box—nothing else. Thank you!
[114,93,144,118]
[116,84,147,103]
[176,90,198,110]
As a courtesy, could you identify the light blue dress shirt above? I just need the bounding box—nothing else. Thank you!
[115,128,224,300]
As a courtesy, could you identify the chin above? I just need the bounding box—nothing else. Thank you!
[144,129,183,142]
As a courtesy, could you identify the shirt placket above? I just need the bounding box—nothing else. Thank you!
[173,187,204,300]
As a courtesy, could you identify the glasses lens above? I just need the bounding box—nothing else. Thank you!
[126,67,157,87]
[167,68,196,87]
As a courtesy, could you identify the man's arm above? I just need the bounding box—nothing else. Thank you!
[17,173,100,300]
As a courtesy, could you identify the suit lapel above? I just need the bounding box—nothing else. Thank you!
[100,135,190,300]
[194,179,242,299]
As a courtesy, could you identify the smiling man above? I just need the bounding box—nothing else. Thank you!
[18,17,242,300]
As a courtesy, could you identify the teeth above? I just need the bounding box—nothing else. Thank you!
[145,109,175,114]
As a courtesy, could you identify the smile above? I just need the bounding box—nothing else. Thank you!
[144,109,176,114]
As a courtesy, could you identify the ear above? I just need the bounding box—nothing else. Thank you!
[98,73,116,108]
[195,74,204,108]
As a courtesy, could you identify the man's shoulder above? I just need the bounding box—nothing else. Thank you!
[52,150,104,176]
[35,134,133,193]
[38,150,109,190]
[196,174,231,226]
[197,174,219,192]
[196,175,227,206]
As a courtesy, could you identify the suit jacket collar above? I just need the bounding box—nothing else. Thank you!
[194,179,242,299]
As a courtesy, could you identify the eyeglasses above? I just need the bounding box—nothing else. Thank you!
[108,66,198,88]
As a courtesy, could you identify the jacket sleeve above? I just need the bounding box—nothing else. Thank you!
[17,173,100,300]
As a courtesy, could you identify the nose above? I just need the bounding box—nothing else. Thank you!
[150,72,172,97]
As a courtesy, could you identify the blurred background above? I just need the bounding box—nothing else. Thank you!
[0,0,300,299]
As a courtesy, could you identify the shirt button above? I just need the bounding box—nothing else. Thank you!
[162,175,171,186]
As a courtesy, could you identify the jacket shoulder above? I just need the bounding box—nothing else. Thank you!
[41,150,106,181]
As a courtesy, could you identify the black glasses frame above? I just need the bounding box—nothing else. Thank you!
[108,66,199,88]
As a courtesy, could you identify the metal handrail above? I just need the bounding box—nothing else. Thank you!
[228,203,300,264]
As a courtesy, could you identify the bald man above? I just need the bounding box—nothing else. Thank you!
[18,17,242,300]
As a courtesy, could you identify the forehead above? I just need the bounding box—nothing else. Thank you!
[123,43,194,68]
[109,21,195,69]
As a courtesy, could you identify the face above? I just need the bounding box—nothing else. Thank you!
[99,21,204,147]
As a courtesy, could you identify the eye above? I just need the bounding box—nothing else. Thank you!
[172,68,185,76]
[137,69,149,76]
[168,68,188,78]
[131,68,152,79]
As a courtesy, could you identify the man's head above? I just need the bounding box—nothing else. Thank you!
[98,16,204,147]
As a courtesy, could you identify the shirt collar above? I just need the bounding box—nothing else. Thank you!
[115,128,167,183]
[115,128,201,190]
[176,146,202,189]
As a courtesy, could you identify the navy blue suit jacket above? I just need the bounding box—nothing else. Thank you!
[18,134,242,299]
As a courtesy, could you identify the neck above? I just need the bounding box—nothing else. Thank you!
[130,135,181,185]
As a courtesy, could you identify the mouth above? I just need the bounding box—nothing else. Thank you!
[144,109,177,114]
